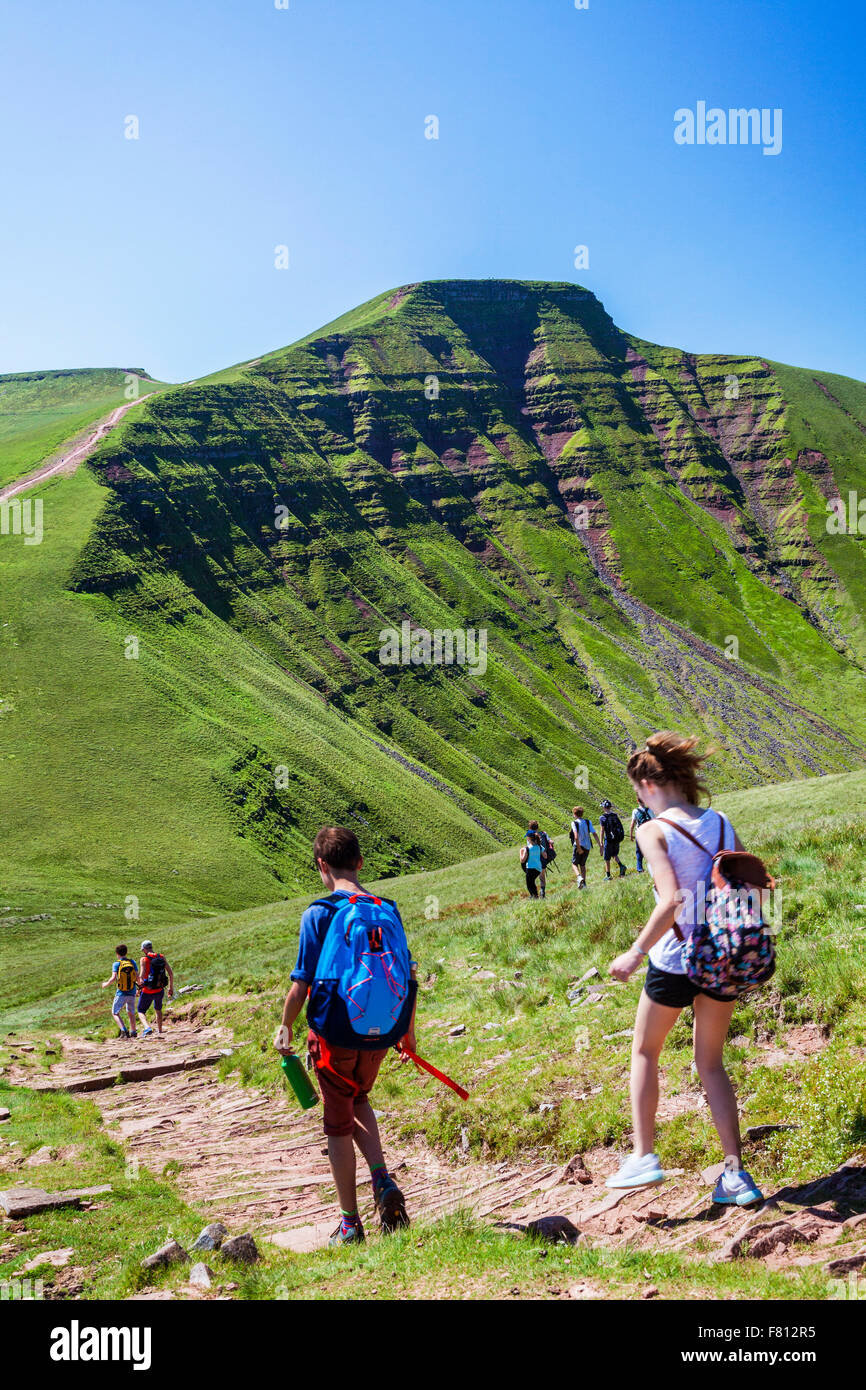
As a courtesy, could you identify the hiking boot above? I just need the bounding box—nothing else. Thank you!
[577,880,586,890]
[712,1158,763,1207]
[605,1152,664,1189]
[374,1176,410,1233]
[329,1220,365,1247]
[619,863,627,877]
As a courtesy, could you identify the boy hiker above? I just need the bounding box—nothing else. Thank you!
[137,940,174,1038]
[630,797,653,871]
[599,800,627,879]
[275,827,417,1247]
[568,806,601,888]
[526,820,555,898]
[100,944,139,1038]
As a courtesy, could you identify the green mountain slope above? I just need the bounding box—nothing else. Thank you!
[0,367,168,488]
[1,281,864,919]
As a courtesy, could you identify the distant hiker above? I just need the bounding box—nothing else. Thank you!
[100,944,138,1039]
[137,941,174,1038]
[274,826,416,1247]
[526,820,555,897]
[605,732,766,1207]
[630,797,654,872]
[520,833,545,898]
[599,800,627,879]
[568,806,601,889]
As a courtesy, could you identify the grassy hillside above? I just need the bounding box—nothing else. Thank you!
[1,281,864,916]
[0,367,168,488]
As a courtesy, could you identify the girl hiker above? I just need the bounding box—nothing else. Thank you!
[520,833,544,898]
[605,732,764,1206]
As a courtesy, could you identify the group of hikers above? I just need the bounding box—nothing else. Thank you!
[100,941,174,1038]
[94,730,766,1244]
[263,729,771,1245]
[518,797,654,896]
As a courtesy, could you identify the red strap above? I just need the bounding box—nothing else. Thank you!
[348,893,382,907]
[312,1035,361,1096]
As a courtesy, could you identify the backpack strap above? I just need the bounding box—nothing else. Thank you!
[654,812,726,940]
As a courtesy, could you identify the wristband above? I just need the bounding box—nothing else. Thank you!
[635,944,648,956]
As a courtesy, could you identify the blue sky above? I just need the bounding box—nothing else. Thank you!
[1,0,863,382]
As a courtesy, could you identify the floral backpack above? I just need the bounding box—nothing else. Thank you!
[657,814,777,999]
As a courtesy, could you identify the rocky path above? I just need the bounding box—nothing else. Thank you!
[7,1015,866,1278]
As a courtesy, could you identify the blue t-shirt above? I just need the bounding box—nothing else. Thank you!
[291,892,411,984]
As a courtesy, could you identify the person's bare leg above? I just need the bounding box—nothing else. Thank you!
[352,1098,386,1171]
[692,995,740,1161]
[327,1133,358,1214]
[630,991,681,1155]
[154,1007,163,1035]
[126,1002,136,1034]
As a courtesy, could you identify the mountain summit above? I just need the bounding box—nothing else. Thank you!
[3,280,865,905]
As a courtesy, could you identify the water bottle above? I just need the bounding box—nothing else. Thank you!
[280,1053,319,1110]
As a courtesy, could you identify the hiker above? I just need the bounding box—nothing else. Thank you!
[568,806,601,889]
[274,826,416,1247]
[526,820,555,897]
[605,732,764,1206]
[520,832,545,898]
[599,799,627,879]
[137,940,174,1038]
[630,797,654,872]
[100,944,138,1038]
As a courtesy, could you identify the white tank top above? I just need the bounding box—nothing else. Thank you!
[648,807,734,974]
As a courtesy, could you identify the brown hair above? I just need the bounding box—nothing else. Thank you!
[527,820,539,832]
[572,806,583,818]
[626,732,713,804]
[313,826,362,871]
[116,944,128,956]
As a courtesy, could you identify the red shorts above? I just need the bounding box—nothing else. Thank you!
[307,1031,388,1137]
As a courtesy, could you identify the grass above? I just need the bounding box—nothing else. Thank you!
[0,368,168,489]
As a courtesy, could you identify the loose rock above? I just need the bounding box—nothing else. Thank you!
[190,1221,229,1253]
[190,1262,214,1288]
[220,1233,259,1264]
[141,1239,188,1270]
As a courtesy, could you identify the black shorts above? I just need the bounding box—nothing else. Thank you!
[643,961,731,1008]
[572,846,589,867]
[138,990,164,1013]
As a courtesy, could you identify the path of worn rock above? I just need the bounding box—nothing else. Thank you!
[8,1015,866,1275]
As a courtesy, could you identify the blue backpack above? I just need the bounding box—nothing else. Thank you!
[306,893,416,1050]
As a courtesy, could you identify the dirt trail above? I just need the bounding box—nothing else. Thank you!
[0,392,157,503]
[8,1016,866,1273]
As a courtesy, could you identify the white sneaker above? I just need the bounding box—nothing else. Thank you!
[605,1151,664,1189]
[712,1156,763,1206]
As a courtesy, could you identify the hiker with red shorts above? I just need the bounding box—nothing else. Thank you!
[275,826,418,1247]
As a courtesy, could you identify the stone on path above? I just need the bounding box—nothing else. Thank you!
[561,1153,593,1186]
[189,1262,214,1288]
[268,1222,333,1254]
[826,1252,866,1276]
[524,1214,581,1245]
[24,1145,56,1167]
[141,1239,188,1270]
[0,1109,10,1121]
[221,1233,259,1263]
[0,1184,112,1218]
[23,1247,74,1271]
[745,1124,799,1142]
[190,1221,229,1253]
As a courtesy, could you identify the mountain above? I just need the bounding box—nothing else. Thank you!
[1,280,864,918]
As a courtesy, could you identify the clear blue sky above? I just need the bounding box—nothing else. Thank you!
[2,0,863,382]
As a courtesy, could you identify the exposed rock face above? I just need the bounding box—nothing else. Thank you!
[73,280,866,876]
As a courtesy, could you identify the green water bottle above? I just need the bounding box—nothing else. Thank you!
[281,1053,319,1110]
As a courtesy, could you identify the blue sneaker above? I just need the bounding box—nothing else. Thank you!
[605,1152,665,1189]
[712,1157,763,1206]
[329,1220,365,1247]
